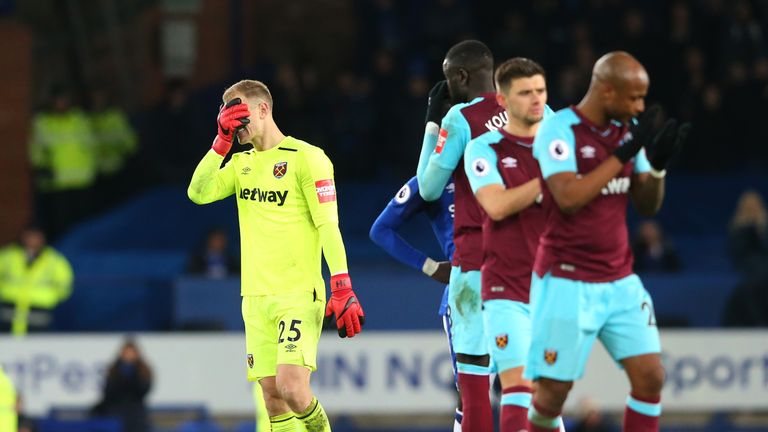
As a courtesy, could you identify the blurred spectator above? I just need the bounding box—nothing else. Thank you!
[88,87,138,211]
[88,87,138,181]
[0,226,73,335]
[570,397,616,432]
[720,0,766,65]
[423,0,475,61]
[724,190,768,326]
[138,79,206,184]
[92,338,153,432]
[0,365,17,432]
[186,228,239,279]
[16,394,36,432]
[29,86,97,239]
[728,190,768,279]
[632,220,683,273]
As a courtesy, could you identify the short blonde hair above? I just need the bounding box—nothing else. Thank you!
[223,80,273,108]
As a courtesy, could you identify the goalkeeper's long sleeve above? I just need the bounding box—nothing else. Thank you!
[318,223,349,276]
[188,150,235,204]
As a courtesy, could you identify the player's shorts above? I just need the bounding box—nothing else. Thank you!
[447,266,487,356]
[483,299,531,373]
[525,272,661,382]
[242,290,325,381]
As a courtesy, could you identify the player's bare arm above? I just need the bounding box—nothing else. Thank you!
[475,179,540,221]
[546,158,624,214]
[630,173,664,216]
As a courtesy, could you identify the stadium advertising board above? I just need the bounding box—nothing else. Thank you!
[0,331,766,415]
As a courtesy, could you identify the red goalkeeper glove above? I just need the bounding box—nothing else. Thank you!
[212,98,250,156]
[324,273,365,338]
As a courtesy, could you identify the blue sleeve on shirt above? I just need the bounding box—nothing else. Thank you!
[416,123,440,180]
[464,131,504,194]
[633,148,652,173]
[369,177,430,272]
[533,108,579,179]
[418,103,472,201]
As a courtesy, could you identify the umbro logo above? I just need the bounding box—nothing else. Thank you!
[285,344,297,352]
[501,157,517,168]
[580,146,596,159]
[241,167,251,175]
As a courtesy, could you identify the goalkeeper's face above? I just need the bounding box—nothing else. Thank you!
[235,95,271,144]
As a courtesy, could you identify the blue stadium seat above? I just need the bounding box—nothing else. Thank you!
[36,418,122,432]
[176,419,224,432]
[232,420,256,432]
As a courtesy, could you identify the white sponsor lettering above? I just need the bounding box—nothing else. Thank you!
[601,177,631,195]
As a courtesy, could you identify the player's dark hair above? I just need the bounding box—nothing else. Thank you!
[495,58,546,92]
[445,40,493,72]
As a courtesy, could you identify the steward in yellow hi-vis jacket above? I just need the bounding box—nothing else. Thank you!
[0,365,17,432]
[188,79,364,432]
[29,88,98,238]
[0,227,73,336]
[29,96,97,192]
[90,107,137,176]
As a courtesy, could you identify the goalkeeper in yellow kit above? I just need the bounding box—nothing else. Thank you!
[188,80,364,432]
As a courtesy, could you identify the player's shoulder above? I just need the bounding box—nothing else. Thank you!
[285,138,330,161]
[541,107,580,130]
[41,246,68,263]
[444,96,486,122]
[0,244,20,259]
[469,129,504,150]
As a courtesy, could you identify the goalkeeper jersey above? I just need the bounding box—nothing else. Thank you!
[189,136,338,298]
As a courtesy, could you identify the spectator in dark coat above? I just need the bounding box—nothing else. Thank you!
[93,339,153,432]
[632,220,682,273]
[724,190,768,326]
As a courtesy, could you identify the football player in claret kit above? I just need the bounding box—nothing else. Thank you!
[417,40,505,432]
[464,57,552,432]
[524,52,690,432]
[188,79,364,432]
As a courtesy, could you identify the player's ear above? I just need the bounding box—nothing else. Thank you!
[457,68,470,86]
[495,92,507,109]
[601,83,615,104]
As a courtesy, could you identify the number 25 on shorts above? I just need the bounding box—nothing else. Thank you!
[278,319,302,343]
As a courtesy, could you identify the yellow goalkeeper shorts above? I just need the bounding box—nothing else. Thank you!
[242,290,325,381]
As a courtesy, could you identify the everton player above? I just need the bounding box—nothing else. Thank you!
[524,52,689,432]
[369,176,460,429]
[464,57,549,432]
